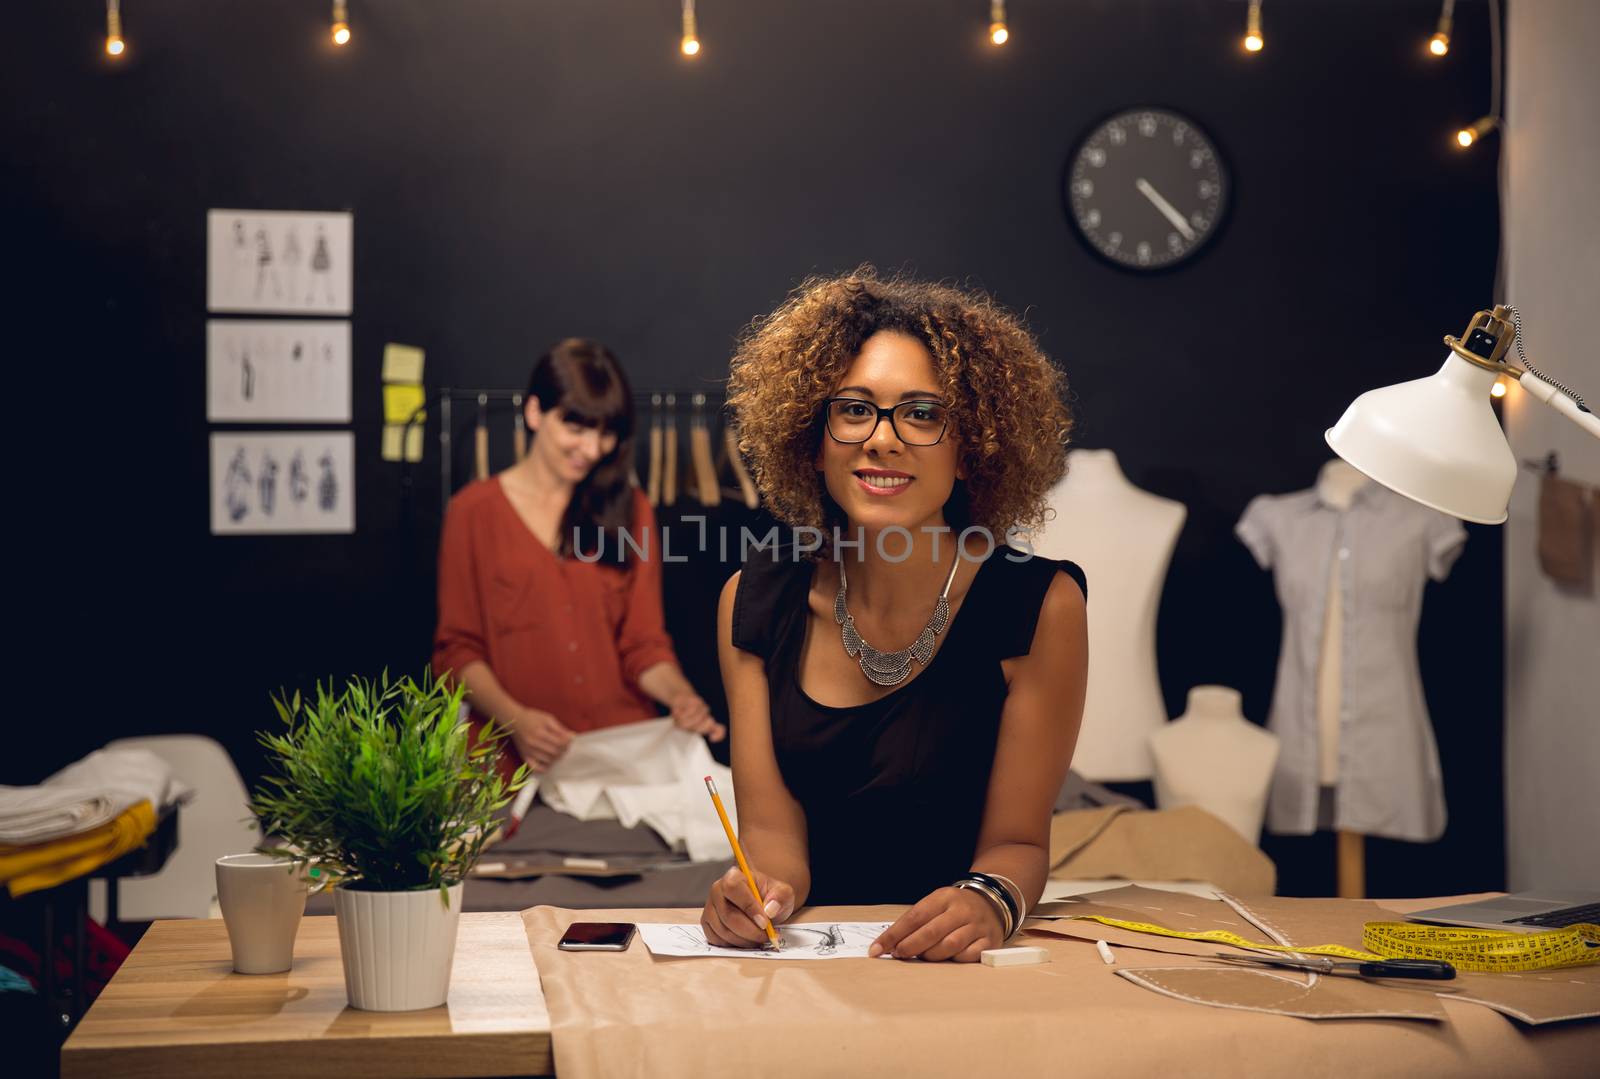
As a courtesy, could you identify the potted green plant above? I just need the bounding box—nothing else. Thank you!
[250,671,525,1011]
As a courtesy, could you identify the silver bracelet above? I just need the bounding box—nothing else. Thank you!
[955,878,1015,940]
[988,873,1027,922]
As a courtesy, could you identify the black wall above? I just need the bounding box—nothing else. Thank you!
[8,1,1504,896]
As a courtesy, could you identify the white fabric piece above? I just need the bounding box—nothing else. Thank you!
[637,921,891,959]
[0,748,193,844]
[535,719,735,862]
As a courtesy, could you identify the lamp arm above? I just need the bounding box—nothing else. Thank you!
[1515,368,1600,438]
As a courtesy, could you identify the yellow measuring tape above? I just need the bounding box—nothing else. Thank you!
[1065,915,1600,974]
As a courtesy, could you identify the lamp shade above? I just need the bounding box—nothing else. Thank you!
[1325,351,1517,524]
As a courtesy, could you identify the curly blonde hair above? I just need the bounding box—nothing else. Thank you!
[727,268,1073,536]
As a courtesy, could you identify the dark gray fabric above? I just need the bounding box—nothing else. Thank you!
[305,805,732,914]
[1054,769,1145,813]
[496,805,675,857]
[453,859,731,912]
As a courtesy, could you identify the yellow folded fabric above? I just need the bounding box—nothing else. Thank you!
[0,800,158,897]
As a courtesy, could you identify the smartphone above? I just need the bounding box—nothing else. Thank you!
[558,921,637,951]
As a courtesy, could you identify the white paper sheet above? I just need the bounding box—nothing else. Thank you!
[207,320,351,422]
[637,922,892,960]
[210,431,355,534]
[207,209,353,314]
[530,719,735,862]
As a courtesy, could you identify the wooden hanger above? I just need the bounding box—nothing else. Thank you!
[474,394,490,481]
[723,425,759,509]
[512,394,527,462]
[690,394,721,506]
[662,394,678,507]
[646,394,663,507]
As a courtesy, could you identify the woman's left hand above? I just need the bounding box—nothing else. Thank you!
[869,885,1007,962]
[668,691,726,742]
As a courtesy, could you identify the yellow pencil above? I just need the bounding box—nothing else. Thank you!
[704,776,782,950]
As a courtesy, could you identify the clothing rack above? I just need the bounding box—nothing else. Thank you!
[435,386,757,517]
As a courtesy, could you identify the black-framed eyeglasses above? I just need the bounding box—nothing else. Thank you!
[823,397,950,446]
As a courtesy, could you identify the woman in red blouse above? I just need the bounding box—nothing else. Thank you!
[432,339,723,776]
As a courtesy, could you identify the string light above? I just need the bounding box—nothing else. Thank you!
[1429,0,1454,57]
[331,0,350,46]
[989,0,1008,46]
[105,0,125,58]
[1243,0,1264,53]
[681,0,700,56]
[1453,1,1501,149]
[1456,116,1497,148]
[1243,1,1263,52]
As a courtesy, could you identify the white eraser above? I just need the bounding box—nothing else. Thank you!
[980,946,1050,968]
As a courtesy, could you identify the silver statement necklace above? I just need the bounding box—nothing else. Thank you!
[834,556,963,687]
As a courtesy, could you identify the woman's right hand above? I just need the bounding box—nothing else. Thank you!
[511,708,575,772]
[701,864,796,948]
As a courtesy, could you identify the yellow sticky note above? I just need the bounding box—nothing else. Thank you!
[404,424,424,463]
[381,424,404,462]
[384,383,426,424]
[382,343,426,383]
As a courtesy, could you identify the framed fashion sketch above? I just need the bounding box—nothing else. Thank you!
[209,431,355,535]
[206,320,351,422]
[206,209,353,315]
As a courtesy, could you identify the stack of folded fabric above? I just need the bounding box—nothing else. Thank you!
[0,749,191,897]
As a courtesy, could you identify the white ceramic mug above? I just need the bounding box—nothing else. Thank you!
[215,854,310,974]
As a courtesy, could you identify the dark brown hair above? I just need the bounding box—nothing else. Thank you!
[727,268,1073,535]
[526,338,638,560]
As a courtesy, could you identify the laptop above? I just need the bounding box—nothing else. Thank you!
[1406,891,1600,933]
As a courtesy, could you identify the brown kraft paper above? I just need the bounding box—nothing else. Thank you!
[520,899,1598,1079]
[1049,805,1276,895]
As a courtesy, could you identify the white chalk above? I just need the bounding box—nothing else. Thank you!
[1096,940,1115,965]
[980,946,1051,968]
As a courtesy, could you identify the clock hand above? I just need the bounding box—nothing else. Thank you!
[1134,177,1196,241]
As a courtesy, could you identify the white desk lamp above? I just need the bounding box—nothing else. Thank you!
[1326,305,1599,524]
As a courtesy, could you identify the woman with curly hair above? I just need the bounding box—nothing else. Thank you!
[700,270,1089,962]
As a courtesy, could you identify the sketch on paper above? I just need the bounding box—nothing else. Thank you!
[210,432,354,535]
[207,320,351,422]
[207,210,352,314]
[637,922,891,960]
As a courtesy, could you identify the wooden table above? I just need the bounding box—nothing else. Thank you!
[60,914,552,1079]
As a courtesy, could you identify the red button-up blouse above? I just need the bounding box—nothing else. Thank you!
[431,479,679,738]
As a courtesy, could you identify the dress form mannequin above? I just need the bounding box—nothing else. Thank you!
[1316,458,1370,898]
[1026,448,1186,779]
[1149,686,1279,842]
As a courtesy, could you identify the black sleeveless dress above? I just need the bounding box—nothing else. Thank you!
[731,546,1087,905]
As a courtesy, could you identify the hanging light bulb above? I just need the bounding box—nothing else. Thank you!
[681,0,700,56]
[989,0,1009,46]
[1455,115,1497,148]
[1243,0,1264,53]
[105,0,125,58]
[331,0,351,46]
[1429,0,1454,57]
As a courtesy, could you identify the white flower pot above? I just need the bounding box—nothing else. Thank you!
[333,882,464,1011]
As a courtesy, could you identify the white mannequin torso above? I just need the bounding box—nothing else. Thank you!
[1150,685,1279,842]
[1026,448,1186,780]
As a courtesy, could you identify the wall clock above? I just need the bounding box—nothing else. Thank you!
[1065,108,1229,271]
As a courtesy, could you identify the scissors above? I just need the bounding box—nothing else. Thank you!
[1213,952,1456,980]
